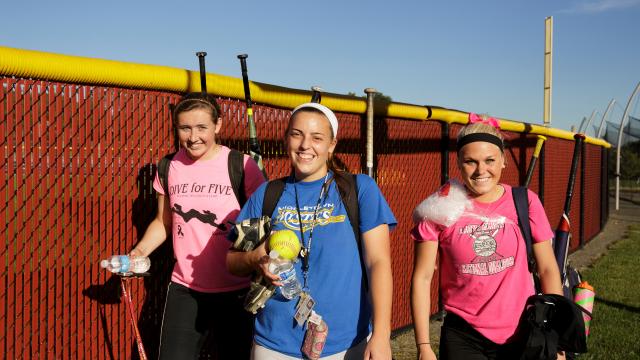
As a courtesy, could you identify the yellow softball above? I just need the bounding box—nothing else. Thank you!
[268,230,301,260]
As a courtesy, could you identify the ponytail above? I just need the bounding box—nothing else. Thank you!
[326,153,353,203]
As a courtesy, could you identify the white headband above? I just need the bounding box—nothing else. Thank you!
[291,102,339,138]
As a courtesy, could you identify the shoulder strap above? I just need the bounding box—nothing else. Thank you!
[337,172,368,290]
[157,152,176,196]
[512,186,541,292]
[339,172,361,245]
[228,149,247,207]
[262,177,287,218]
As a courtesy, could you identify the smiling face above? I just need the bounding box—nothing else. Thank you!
[457,141,505,202]
[176,108,222,161]
[286,110,337,182]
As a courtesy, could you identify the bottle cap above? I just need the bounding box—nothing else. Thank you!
[269,250,280,259]
[577,281,594,292]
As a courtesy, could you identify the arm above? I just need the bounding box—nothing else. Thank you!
[526,189,562,296]
[362,224,393,360]
[411,240,438,360]
[130,193,172,257]
[226,239,281,284]
[532,239,563,296]
[533,239,566,360]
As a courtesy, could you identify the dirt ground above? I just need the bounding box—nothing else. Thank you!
[390,194,640,360]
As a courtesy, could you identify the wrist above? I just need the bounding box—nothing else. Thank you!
[371,325,391,340]
[250,248,267,269]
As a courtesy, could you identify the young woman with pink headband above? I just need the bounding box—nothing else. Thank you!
[410,114,565,360]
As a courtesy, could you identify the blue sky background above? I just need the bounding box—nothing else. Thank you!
[2,0,639,134]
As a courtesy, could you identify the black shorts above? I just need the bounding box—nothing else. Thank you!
[158,282,253,360]
[439,312,523,360]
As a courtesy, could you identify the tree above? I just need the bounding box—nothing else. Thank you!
[611,140,640,182]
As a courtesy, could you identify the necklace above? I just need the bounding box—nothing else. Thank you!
[293,173,330,290]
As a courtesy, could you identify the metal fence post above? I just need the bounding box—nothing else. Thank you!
[364,88,377,177]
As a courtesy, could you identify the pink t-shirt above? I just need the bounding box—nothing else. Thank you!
[153,146,265,293]
[411,184,554,344]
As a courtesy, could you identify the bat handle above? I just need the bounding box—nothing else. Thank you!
[311,86,323,103]
[196,51,207,95]
[237,53,249,72]
[533,135,547,157]
[563,133,586,214]
[523,135,547,188]
[237,54,252,108]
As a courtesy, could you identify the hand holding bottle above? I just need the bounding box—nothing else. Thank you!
[100,255,151,274]
[268,250,302,300]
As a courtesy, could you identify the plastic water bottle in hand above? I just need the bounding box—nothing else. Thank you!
[100,255,150,274]
[268,250,302,300]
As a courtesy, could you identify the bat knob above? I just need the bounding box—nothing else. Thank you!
[311,86,323,103]
[196,51,207,57]
[238,54,248,60]
[574,133,586,140]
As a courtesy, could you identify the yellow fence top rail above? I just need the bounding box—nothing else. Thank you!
[0,45,610,148]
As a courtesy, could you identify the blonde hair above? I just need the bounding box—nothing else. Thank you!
[456,114,505,154]
[457,121,503,143]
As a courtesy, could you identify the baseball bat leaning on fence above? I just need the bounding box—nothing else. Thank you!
[196,51,208,95]
[554,133,586,284]
[237,54,266,177]
[523,135,547,188]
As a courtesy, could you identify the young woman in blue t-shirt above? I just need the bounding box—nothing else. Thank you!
[227,102,397,359]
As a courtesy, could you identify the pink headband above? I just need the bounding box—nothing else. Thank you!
[468,113,500,129]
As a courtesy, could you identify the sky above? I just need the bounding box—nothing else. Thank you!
[2,0,640,134]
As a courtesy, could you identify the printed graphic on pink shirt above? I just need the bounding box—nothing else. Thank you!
[172,203,228,232]
[458,217,515,276]
[152,146,265,293]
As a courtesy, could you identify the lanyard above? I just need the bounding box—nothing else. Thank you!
[293,173,330,289]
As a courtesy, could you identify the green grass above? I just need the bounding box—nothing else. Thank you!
[578,225,640,359]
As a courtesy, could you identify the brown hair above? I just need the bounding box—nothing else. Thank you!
[286,108,352,200]
[172,93,221,125]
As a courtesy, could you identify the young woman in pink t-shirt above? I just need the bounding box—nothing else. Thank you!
[410,116,565,360]
[130,94,265,359]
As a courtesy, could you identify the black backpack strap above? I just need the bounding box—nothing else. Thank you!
[512,186,541,292]
[337,172,368,290]
[262,177,287,218]
[340,172,361,246]
[513,187,535,272]
[157,152,176,196]
[228,149,247,207]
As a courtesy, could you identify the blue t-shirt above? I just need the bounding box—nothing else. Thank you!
[235,173,396,357]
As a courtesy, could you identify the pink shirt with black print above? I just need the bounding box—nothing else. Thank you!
[411,184,554,344]
[153,146,265,293]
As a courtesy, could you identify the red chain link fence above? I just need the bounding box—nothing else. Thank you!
[1,76,607,358]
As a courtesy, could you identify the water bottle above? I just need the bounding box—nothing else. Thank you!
[100,255,151,274]
[268,250,302,300]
